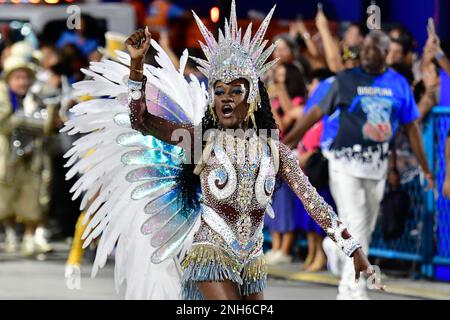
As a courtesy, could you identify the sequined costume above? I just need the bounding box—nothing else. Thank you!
[128,83,361,298]
[63,0,361,300]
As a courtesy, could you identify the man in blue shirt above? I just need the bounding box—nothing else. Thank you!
[284,31,434,300]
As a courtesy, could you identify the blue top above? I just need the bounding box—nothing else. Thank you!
[318,66,419,179]
[304,76,338,150]
[57,31,99,57]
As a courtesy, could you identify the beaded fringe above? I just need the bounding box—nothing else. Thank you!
[241,255,267,296]
[180,245,267,300]
[181,245,241,300]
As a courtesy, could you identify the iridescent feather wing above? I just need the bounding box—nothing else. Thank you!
[62,42,207,299]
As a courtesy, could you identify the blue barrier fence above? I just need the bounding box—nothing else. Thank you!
[429,107,450,281]
[369,106,450,280]
[264,106,450,281]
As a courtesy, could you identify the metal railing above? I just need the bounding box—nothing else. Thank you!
[426,107,450,281]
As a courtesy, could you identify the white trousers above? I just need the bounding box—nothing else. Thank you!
[328,168,386,295]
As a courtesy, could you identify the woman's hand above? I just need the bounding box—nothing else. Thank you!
[315,8,329,32]
[296,20,309,36]
[424,171,436,191]
[126,27,151,81]
[352,248,385,291]
[125,27,152,62]
[289,21,299,39]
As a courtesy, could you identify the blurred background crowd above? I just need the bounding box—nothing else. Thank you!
[0,0,450,299]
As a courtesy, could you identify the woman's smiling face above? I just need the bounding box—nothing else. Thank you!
[213,78,250,129]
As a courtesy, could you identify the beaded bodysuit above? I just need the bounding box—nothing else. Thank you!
[128,82,361,299]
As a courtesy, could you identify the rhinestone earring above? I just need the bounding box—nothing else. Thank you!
[209,103,217,124]
[246,99,259,129]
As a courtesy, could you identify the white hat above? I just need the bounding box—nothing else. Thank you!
[10,41,41,63]
[2,55,36,80]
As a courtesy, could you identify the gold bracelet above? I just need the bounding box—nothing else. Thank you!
[132,68,143,74]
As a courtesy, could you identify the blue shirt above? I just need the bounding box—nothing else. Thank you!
[304,76,338,150]
[57,31,99,57]
[318,67,419,179]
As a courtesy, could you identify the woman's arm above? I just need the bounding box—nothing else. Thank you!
[296,21,321,59]
[281,105,303,132]
[315,10,344,73]
[417,87,437,122]
[126,27,195,148]
[128,75,195,148]
[423,32,450,76]
[282,105,324,148]
[276,83,295,114]
[277,141,384,288]
[277,141,361,257]
[272,65,294,115]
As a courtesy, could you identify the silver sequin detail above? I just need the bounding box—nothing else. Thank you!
[255,141,275,207]
[207,132,237,200]
[201,204,264,258]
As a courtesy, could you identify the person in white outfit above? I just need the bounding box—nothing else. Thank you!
[283,30,434,299]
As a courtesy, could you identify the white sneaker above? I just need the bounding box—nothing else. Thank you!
[34,227,53,253]
[351,291,371,300]
[65,264,81,278]
[323,237,341,276]
[266,250,292,265]
[264,249,276,260]
[4,227,17,253]
[337,289,371,300]
[277,252,293,264]
[336,291,352,300]
[264,250,279,264]
[65,264,82,290]
[22,234,35,256]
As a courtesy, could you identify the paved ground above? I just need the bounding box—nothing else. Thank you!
[267,262,450,300]
[0,242,447,300]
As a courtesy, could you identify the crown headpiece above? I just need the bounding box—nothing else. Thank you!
[192,0,278,114]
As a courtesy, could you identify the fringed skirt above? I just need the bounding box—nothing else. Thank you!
[180,244,267,300]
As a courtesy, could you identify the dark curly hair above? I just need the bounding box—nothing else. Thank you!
[176,79,278,209]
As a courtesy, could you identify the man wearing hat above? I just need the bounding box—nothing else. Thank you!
[0,54,55,256]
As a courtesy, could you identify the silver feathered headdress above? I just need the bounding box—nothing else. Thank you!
[191,0,278,112]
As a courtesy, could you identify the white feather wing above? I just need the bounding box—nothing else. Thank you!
[63,46,206,299]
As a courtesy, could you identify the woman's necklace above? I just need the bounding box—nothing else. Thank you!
[221,131,262,212]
